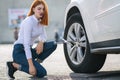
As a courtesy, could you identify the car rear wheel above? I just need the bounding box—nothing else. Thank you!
[64,13,106,73]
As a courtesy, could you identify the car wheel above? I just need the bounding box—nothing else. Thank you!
[64,13,106,73]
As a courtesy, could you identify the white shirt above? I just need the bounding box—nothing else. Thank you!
[14,15,47,59]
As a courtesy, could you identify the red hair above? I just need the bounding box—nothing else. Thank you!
[27,0,48,26]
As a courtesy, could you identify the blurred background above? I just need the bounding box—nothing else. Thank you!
[0,0,70,44]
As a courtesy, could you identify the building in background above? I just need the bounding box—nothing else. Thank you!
[0,0,69,43]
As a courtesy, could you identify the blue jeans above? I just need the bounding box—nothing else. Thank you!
[12,41,57,78]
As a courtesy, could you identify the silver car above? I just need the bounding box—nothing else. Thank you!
[63,0,120,73]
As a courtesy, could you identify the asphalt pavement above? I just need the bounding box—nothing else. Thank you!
[1,44,120,80]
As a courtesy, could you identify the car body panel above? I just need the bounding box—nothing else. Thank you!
[64,0,120,44]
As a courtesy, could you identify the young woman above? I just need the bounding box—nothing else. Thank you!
[7,0,57,79]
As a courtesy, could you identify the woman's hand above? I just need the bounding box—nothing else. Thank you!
[29,64,36,76]
[36,41,44,55]
[28,59,36,76]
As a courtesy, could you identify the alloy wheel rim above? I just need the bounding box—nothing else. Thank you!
[66,23,87,65]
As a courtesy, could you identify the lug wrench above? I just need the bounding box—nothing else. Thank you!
[54,38,72,44]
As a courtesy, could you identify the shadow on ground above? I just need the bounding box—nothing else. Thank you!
[4,71,120,80]
[70,70,120,80]
[25,70,120,80]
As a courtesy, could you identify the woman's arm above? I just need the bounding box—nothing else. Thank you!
[38,26,47,43]
[36,26,47,54]
[36,41,44,54]
[28,59,36,76]
[23,20,33,59]
[22,20,36,75]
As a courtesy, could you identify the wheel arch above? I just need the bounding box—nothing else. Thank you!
[65,5,95,51]
[66,6,83,25]
[66,6,89,43]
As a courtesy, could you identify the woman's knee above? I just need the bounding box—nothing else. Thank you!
[51,41,57,50]
[42,69,47,77]
[34,61,47,78]
[37,69,47,78]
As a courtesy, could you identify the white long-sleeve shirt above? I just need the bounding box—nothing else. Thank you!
[14,15,47,59]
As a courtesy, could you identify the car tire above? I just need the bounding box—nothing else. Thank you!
[63,13,106,73]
